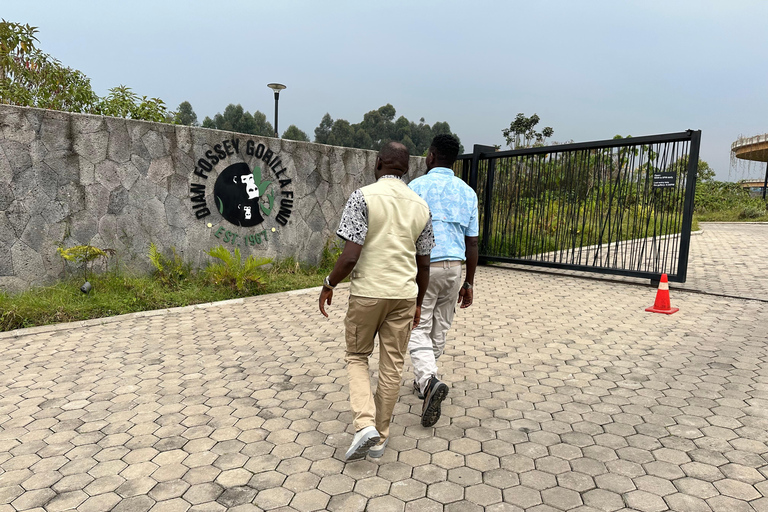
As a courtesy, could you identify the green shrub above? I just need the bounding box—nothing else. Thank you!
[319,238,344,270]
[148,243,192,287]
[739,204,766,219]
[57,245,113,281]
[204,245,272,292]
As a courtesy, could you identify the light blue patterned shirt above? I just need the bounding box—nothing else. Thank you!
[408,167,479,262]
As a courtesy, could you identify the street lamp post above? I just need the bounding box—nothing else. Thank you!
[267,83,286,138]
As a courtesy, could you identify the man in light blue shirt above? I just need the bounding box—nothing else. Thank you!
[407,134,479,427]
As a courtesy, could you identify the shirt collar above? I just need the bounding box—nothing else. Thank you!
[378,174,404,181]
[428,167,455,176]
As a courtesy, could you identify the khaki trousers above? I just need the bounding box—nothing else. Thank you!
[408,262,463,394]
[344,295,416,441]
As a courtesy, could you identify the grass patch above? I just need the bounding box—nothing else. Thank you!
[0,255,336,333]
[694,211,768,223]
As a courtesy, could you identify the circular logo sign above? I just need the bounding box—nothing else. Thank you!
[213,162,265,227]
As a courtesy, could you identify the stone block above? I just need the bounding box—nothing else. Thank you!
[142,129,168,160]
[106,118,131,163]
[0,246,13,276]
[20,215,46,252]
[5,201,30,238]
[40,111,72,153]
[11,240,44,286]
[147,156,174,184]
[0,108,36,144]
[73,130,108,164]
[0,184,13,210]
[108,186,129,215]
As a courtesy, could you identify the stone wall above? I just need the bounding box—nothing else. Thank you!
[0,105,426,292]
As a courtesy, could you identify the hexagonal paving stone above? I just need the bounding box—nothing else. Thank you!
[502,485,542,509]
[624,490,669,512]
[582,488,624,512]
[389,478,427,502]
[290,489,331,512]
[541,486,583,510]
[426,481,463,503]
[465,483,502,506]
[327,491,367,512]
[448,467,482,486]
[367,495,405,512]
[216,486,258,508]
[519,470,557,491]
[354,476,391,498]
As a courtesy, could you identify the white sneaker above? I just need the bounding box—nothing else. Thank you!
[368,438,389,458]
[345,426,380,461]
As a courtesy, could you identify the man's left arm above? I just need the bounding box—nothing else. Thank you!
[414,254,431,327]
[414,213,436,327]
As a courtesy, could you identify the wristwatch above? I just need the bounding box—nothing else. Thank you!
[323,275,336,289]
[462,282,473,290]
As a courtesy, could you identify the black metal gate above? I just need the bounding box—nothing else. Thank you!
[455,130,701,282]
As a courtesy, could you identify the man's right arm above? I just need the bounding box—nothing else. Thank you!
[459,236,478,308]
[459,189,480,309]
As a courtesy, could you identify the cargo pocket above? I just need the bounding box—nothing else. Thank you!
[345,324,358,353]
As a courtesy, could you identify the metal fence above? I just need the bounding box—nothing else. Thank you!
[455,131,701,282]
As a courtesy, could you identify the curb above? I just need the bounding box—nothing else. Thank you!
[0,283,347,340]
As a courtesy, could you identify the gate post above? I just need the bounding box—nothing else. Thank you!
[471,145,496,256]
[677,129,701,283]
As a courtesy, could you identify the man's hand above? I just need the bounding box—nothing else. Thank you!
[319,287,333,317]
[458,286,473,308]
[413,305,421,328]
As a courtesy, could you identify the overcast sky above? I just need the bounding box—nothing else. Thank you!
[6,0,768,180]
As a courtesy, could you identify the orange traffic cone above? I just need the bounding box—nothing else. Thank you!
[645,274,679,314]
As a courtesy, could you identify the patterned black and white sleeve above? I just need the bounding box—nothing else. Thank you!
[336,190,368,246]
[415,213,436,256]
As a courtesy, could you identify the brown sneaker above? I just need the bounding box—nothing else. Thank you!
[421,376,449,427]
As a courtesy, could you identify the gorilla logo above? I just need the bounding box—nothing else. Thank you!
[213,162,271,227]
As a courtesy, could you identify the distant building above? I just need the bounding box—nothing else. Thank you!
[732,134,768,198]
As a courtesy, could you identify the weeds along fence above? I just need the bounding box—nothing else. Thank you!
[454,131,701,282]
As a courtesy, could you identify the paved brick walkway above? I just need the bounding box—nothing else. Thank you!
[0,226,767,511]
[683,223,768,301]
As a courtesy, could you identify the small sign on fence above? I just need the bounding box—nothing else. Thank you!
[653,172,677,188]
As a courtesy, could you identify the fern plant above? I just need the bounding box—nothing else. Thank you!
[205,245,272,292]
[57,245,111,282]
[148,243,191,287]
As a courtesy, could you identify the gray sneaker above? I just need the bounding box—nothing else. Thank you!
[345,426,380,461]
[421,376,449,427]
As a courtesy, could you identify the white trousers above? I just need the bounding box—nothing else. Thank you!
[408,262,463,394]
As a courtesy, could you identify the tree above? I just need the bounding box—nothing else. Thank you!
[0,20,99,113]
[327,119,355,147]
[96,85,169,123]
[0,20,172,123]
[282,125,309,142]
[502,113,554,149]
[314,113,333,144]
[670,156,716,183]
[203,104,274,136]
[312,105,464,154]
[174,101,198,126]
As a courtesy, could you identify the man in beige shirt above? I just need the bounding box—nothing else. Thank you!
[319,142,434,461]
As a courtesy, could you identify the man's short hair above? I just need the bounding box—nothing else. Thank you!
[430,134,460,165]
[379,141,410,174]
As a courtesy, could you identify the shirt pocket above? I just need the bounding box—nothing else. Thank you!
[437,207,471,229]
